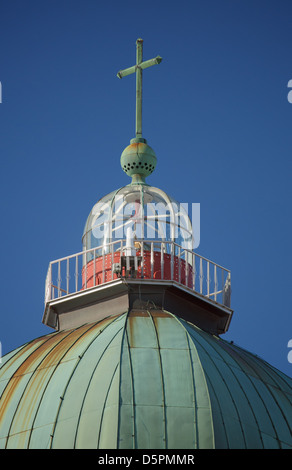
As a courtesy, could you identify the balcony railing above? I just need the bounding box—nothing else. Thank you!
[45,239,231,310]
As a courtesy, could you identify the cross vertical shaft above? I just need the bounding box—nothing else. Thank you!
[117,39,162,140]
[136,39,143,138]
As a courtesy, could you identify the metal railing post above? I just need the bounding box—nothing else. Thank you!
[185,250,188,287]
[111,242,114,281]
[214,264,217,302]
[141,240,144,278]
[193,253,196,291]
[85,256,87,290]
[161,242,164,280]
[57,261,61,297]
[151,242,154,279]
[93,248,96,287]
[45,240,231,311]
[102,245,105,284]
[221,268,224,303]
[75,255,78,293]
[199,257,203,294]
[178,246,181,284]
[66,258,70,295]
[171,242,174,280]
[207,261,210,297]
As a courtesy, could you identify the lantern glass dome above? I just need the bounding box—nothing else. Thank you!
[82,184,193,260]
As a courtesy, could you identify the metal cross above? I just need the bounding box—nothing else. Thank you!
[117,38,162,139]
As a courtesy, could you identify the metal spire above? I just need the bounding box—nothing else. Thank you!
[117,38,162,140]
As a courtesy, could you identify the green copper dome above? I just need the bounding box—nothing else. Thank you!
[1,309,291,449]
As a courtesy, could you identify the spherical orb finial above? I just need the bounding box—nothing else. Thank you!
[120,137,157,183]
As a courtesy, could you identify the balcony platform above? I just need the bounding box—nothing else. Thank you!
[43,277,233,336]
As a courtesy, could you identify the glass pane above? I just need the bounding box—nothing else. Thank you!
[82,185,193,258]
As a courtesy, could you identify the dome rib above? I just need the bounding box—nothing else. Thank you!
[230,343,292,399]
[154,309,215,449]
[119,310,168,448]
[0,316,123,449]
[226,343,292,444]
[95,363,120,449]
[147,310,168,448]
[72,318,126,449]
[180,317,215,448]
[177,318,292,448]
[170,315,236,448]
[0,332,60,390]
[1,328,80,449]
[183,324,263,448]
[51,314,127,449]
[118,309,215,449]
[118,322,135,448]
[37,319,115,449]
[216,340,292,447]
[28,322,106,450]
[187,323,277,447]
[48,320,114,448]
[30,322,108,449]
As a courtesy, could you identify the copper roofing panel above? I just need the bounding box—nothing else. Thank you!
[0,310,291,449]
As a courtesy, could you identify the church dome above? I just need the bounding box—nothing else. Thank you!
[1,309,291,449]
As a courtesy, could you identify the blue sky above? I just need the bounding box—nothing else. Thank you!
[0,0,292,376]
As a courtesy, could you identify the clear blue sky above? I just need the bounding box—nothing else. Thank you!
[1,0,292,376]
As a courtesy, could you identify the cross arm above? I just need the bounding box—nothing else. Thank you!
[140,56,162,70]
[117,56,162,79]
[117,65,136,79]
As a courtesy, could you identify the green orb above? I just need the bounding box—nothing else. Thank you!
[120,138,157,183]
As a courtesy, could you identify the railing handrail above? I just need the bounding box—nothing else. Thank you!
[45,239,231,310]
[48,239,230,274]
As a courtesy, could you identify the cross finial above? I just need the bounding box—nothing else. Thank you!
[117,39,162,141]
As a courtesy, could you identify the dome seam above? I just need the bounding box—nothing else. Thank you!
[48,315,126,448]
[161,310,216,449]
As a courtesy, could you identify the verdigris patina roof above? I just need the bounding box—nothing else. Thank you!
[0,309,291,449]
